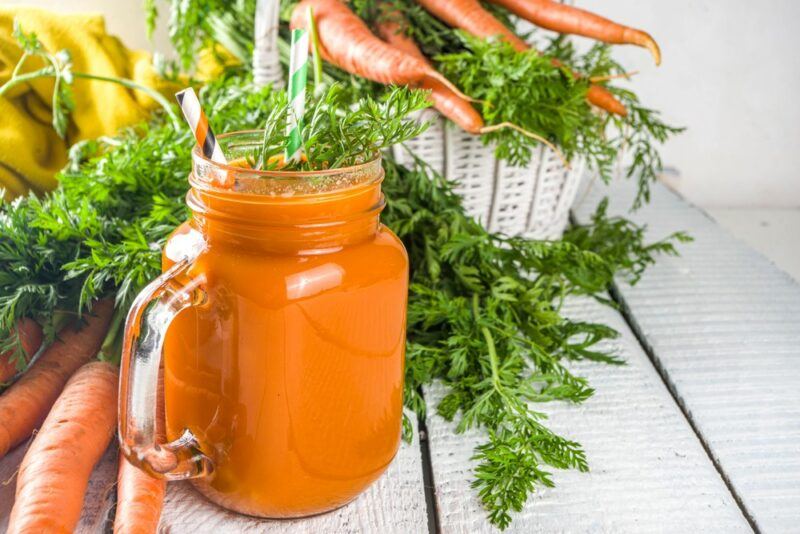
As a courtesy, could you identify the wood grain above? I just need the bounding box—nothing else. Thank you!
[573,179,800,532]
[423,294,750,532]
[158,417,428,533]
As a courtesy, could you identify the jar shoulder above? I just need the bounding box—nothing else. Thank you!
[162,220,408,311]
[163,220,204,266]
[164,221,407,267]
[374,223,409,266]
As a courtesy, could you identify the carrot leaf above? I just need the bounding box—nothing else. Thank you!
[248,82,430,170]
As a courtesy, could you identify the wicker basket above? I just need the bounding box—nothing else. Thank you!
[253,2,584,239]
[390,110,584,239]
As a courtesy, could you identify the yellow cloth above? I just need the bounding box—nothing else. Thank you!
[0,7,182,198]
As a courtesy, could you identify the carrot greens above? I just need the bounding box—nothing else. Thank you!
[0,5,690,529]
[145,0,682,208]
[250,83,429,170]
[0,22,180,137]
[0,70,688,526]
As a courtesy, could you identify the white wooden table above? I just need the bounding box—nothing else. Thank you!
[2,180,798,533]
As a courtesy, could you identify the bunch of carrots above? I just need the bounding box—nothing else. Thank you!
[0,302,164,533]
[290,0,660,133]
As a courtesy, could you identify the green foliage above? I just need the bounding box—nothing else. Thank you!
[0,23,180,137]
[250,83,430,170]
[543,36,686,207]
[143,0,159,40]
[436,34,614,168]
[144,0,255,70]
[472,408,587,529]
[612,97,686,208]
[6,20,75,138]
[563,198,692,284]
[0,73,686,531]
[381,151,687,527]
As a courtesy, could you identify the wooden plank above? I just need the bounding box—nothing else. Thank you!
[158,417,428,533]
[0,442,118,533]
[424,295,750,532]
[0,442,27,530]
[572,180,800,532]
[76,445,118,533]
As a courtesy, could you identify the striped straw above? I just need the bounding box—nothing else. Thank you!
[285,28,309,163]
[175,87,232,185]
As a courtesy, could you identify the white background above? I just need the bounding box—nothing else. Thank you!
[7,0,800,208]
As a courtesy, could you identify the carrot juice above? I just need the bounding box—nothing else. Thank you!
[145,132,407,517]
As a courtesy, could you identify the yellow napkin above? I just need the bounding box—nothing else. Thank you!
[0,7,182,198]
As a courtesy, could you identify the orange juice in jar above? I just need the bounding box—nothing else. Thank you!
[119,131,408,517]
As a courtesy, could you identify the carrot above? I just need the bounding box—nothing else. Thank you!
[291,0,473,102]
[0,299,114,459]
[374,6,428,59]
[374,6,565,160]
[427,82,486,133]
[375,8,486,133]
[486,0,661,65]
[587,84,627,116]
[114,456,167,534]
[417,0,528,51]
[0,319,44,384]
[415,0,626,115]
[7,361,119,534]
[114,372,167,534]
[374,5,596,154]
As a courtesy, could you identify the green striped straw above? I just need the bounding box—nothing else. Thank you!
[285,27,309,163]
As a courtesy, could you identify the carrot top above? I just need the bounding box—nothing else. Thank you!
[351,1,682,207]
[0,70,690,532]
[139,0,681,208]
[243,82,429,171]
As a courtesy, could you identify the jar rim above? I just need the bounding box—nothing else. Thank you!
[191,130,383,197]
[192,129,382,179]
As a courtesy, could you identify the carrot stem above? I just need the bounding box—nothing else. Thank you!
[589,70,639,83]
[0,320,43,385]
[99,305,126,364]
[480,122,569,169]
[307,6,325,94]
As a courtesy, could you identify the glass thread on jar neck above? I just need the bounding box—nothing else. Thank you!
[186,131,386,254]
[190,130,383,197]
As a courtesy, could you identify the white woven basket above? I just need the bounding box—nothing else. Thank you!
[253,3,584,239]
[391,110,584,239]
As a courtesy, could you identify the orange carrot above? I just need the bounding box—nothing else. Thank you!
[291,0,472,102]
[0,319,44,384]
[375,6,428,59]
[7,361,119,534]
[587,84,627,116]
[114,373,167,534]
[376,9,486,133]
[374,8,566,159]
[417,0,528,51]
[427,81,485,133]
[415,0,626,115]
[0,299,114,459]
[114,456,167,534]
[486,0,661,65]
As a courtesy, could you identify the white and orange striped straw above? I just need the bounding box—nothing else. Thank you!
[175,87,232,185]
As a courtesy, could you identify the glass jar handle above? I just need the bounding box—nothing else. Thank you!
[118,257,213,480]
